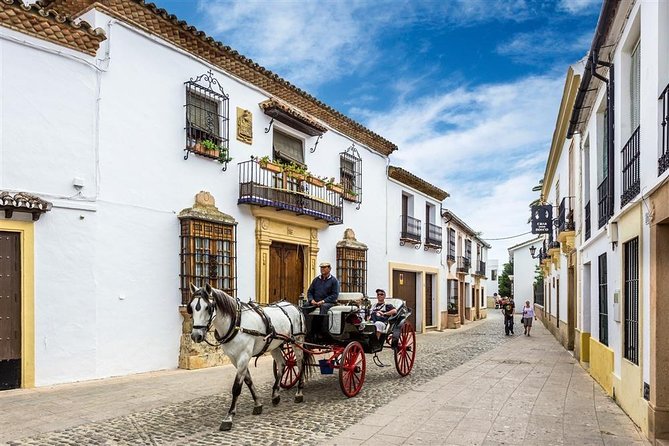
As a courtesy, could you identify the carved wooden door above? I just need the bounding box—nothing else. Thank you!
[269,242,304,304]
[0,232,21,390]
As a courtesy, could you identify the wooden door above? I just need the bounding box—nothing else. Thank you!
[567,266,575,350]
[269,242,304,305]
[0,232,21,390]
[392,270,418,331]
[425,274,433,326]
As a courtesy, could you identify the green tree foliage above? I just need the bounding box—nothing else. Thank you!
[533,265,544,288]
[498,261,514,297]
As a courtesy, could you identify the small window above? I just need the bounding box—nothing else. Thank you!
[336,247,367,294]
[184,71,229,160]
[491,269,497,281]
[180,219,236,304]
[273,130,304,165]
[340,145,362,205]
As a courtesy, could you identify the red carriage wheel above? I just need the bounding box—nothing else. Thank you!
[339,341,366,397]
[272,344,301,389]
[394,321,416,377]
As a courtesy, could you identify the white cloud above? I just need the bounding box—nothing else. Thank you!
[359,75,564,261]
[496,30,593,63]
[558,0,601,15]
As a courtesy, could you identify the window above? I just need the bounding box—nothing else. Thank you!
[447,228,456,261]
[630,41,640,131]
[491,269,497,281]
[180,219,236,304]
[447,279,458,314]
[185,71,229,159]
[598,253,608,346]
[465,239,472,261]
[340,145,362,204]
[273,130,304,165]
[624,238,639,364]
[337,247,367,294]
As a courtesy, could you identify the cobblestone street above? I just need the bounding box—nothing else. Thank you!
[1,314,647,445]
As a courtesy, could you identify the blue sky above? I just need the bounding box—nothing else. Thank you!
[155,0,601,261]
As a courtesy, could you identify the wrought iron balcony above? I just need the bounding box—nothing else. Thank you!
[475,260,486,276]
[584,201,591,241]
[456,256,470,273]
[621,126,640,207]
[557,196,575,234]
[597,176,611,229]
[237,159,342,224]
[424,223,442,251]
[400,215,422,247]
[660,83,669,176]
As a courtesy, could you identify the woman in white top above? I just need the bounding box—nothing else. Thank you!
[521,301,536,336]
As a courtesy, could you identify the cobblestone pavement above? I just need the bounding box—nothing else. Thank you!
[3,316,510,445]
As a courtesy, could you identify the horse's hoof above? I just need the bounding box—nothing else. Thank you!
[272,396,280,406]
[294,395,304,404]
[219,420,233,431]
[253,405,263,415]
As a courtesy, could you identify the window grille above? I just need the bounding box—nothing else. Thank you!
[598,253,608,346]
[447,229,456,261]
[624,238,639,364]
[184,70,230,163]
[336,247,367,294]
[180,219,236,304]
[447,279,458,314]
[340,144,362,208]
[465,239,472,262]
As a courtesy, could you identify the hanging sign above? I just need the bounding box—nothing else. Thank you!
[531,205,552,234]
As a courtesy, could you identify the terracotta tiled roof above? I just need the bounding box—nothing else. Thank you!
[38,0,398,156]
[0,0,105,56]
[259,98,328,136]
[0,191,53,220]
[388,166,449,201]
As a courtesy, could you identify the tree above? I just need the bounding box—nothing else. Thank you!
[498,261,514,297]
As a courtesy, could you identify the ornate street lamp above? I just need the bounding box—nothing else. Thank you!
[529,245,538,258]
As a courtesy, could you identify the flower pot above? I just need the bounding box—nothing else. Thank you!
[286,172,306,181]
[306,176,325,187]
[260,161,282,173]
[326,184,344,194]
[343,191,358,201]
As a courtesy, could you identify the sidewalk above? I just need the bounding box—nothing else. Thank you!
[326,315,649,446]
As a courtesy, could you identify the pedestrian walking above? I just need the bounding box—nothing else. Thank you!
[501,296,515,335]
[521,300,536,336]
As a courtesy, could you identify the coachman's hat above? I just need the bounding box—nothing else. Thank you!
[319,262,331,268]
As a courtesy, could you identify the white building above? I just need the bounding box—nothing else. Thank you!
[486,258,499,304]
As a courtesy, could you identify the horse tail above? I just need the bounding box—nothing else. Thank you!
[301,349,315,382]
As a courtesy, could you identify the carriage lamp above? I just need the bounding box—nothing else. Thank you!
[529,245,538,258]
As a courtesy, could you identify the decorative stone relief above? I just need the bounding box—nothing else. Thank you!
[236,107,253,145]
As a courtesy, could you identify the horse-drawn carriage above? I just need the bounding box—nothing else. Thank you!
[276,292,416,397]
[187,284,416,430]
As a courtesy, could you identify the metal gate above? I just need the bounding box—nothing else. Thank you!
[0,231,21,390]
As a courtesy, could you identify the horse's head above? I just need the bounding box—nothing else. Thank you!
[188,283,217,343]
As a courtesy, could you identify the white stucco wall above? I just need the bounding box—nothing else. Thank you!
[509,239,540,313]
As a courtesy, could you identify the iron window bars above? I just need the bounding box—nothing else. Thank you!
[659,83,669,176]
[624,237,639,365]
[584,201,591,241]
[400,215,422,248]
[336,246,367,295]
[476,260,486,276]
[447,228,456,261]
[424,223,442,252]
[340,144,362,209]
[557,197,575,233]
[598,253,608,346]
[179,219,236,304]
[597,176,611,229]
[184,70,230,170]
[621,126,640,207]
[456,256,470,273]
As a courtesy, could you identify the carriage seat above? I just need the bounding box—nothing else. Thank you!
[337,292,364,305]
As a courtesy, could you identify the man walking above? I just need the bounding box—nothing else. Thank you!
[502,296,515,335]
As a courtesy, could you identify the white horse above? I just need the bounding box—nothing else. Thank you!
[188,283,312,431]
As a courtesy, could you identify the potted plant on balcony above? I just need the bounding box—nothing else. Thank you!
[217,147,233,165]
[306,173,325,187]
[343,188,358,201]
[200,139,220,158]
[258,155,283,173]
[283,162,307,181]
[325,177,344,194]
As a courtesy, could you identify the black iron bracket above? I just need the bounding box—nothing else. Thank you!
[264,118,274,133]
[309,134,322,153]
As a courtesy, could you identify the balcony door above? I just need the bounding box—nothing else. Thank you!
[392,270,418,331]
[425,274,434,327]
[269,242,304,305]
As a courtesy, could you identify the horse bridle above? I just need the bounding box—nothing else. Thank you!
[187,293,216,332]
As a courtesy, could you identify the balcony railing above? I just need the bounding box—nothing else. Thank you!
[557,196,575,234]
[237,159,342,224]
[424,223,442,250]
[476,260,486,276]
[597,176,611,229]
[456,256,470,273]
[659,83,669,176]
[621,126,640,207]
[584,201,591,241]
[400,215,422,246]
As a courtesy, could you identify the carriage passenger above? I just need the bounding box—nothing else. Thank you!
[306,262,340,315]
[369,289,397,338]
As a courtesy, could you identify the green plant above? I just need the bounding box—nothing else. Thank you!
[284,162,307,176]
[258,155,271,165]
[201,139,220,152]
[217,149,233,164]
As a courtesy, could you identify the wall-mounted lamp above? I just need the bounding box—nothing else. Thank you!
[529,245,538,258]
